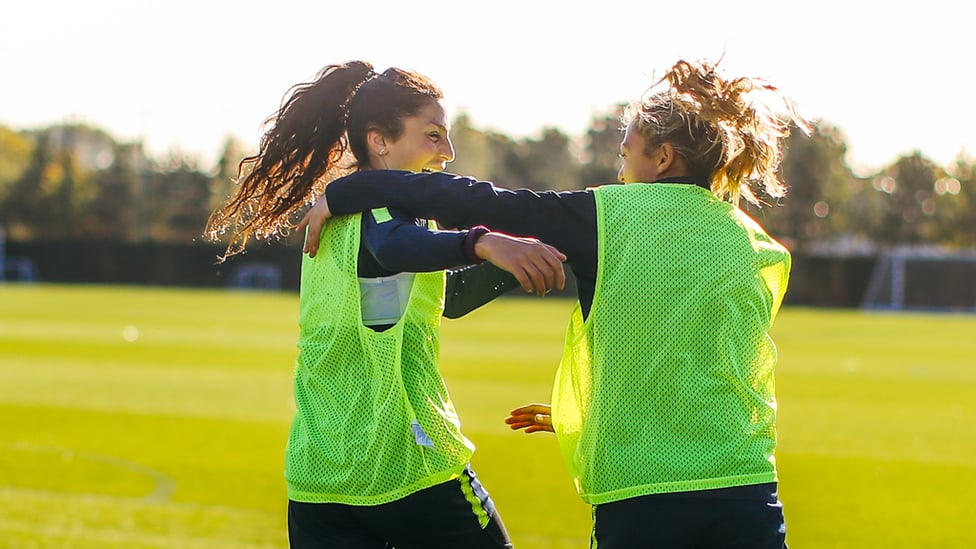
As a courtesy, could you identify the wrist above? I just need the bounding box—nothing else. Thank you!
[463,225,490,263]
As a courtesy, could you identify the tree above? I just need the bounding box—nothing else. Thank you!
[521,127,581,191]
[869,153,943,246]
[0,126,33,207]
[79,143,140,240]
[1,133,57,239]
[146,160,214,243]
[447,113,493,180]
[760,121,860,251]
[579,105,626,186]
[451,118,582,191]
[483,131,528,188]
[209,136,247,213]
[935,155,976,247]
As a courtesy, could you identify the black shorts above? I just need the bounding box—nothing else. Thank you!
[591,483,788,549]
[288,465,513,549]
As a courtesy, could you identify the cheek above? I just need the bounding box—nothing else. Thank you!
[414,140,436,157]
[617,160,631,182]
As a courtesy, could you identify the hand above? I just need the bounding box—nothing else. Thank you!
[474,233,566,296]
[505,403,553,433]
[294,195,333,257]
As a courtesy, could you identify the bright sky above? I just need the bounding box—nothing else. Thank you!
[2,0,972,176]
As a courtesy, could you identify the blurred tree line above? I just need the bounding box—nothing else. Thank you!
[0,112,974,252]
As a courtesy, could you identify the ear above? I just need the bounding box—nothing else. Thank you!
[366,129,388,156]
[657,142,677,173]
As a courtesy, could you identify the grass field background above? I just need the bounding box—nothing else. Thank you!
[1,284,975,548]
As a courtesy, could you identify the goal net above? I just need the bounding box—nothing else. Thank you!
[862,247,976,312]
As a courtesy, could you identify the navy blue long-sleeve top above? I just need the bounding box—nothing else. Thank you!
[358,205,519,319]
[332,171,600,314]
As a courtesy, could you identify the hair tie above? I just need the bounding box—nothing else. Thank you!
[341,69,379,116]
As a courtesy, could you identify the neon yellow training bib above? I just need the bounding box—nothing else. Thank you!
[285,214,473,505]
[552,183,790,505]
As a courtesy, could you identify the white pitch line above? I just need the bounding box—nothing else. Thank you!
[2,442,177,503]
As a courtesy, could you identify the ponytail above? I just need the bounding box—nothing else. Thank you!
[204,61,375,258]
[625,59,811,204]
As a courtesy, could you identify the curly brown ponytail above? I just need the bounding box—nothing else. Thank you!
[205,61,443,258]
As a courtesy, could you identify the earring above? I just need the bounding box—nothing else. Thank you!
[378,149,387,156]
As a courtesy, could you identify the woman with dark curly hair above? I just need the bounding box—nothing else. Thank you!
[207,60,566,549]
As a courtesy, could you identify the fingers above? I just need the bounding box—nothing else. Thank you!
[295,216,308,233]
[505,419,535,430]
[518,245,554,296]
[514,246,566,296]
[507,420,551,432]
[299,211,324,257]
[543,244,567,290]
[519,265,548,297]
[505,403,553,433]
[531,242,566,294]
[303,227,321,259]
[296,195,333,257]
[535,249,565,293]
[505,413,554,433]
[544,243,567,263]
[473,232,567,296]
[510,403,552,416]
[509,268,536,295]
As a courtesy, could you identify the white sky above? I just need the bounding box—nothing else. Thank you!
[2,0,973,176]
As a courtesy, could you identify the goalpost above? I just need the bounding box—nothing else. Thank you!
[0,227,5,281]
[862,246,976,312]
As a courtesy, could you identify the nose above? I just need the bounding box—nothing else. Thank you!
[442,136,456,163]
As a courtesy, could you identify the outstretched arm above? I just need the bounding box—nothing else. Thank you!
[360,207,565,297]
[296,170,598,265]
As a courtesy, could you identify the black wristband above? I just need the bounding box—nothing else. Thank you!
[462,225,491,264]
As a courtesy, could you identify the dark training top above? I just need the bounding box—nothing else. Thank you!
[358,205,519,320]
[331,171,710,318]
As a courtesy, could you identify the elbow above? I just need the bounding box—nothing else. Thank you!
[370,243,408,272]
[442,308,463,320]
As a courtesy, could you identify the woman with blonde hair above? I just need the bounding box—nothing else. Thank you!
[299,58,810,548]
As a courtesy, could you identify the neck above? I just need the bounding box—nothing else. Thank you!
[652,175,711,190]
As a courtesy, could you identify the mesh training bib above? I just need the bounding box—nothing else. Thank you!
[285,214,474,505]
[552,183,790,505]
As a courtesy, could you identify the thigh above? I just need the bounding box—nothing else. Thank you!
[701,496,788,549]
[592,496,701,549]
[361,467,513,549]
[593,484,787,549]
[288,500,387,549]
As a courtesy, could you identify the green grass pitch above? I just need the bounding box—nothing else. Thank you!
[1,284,975,548]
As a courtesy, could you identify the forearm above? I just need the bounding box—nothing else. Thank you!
[369,229,469,273]
[361,209,480,275]
[326,171,596,262]
[443,263,520,318]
